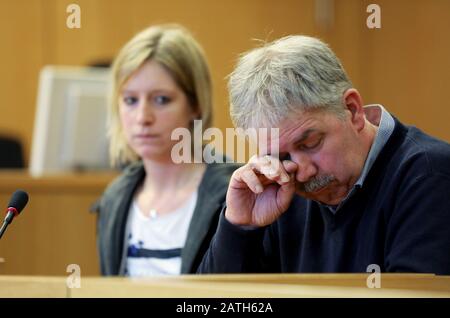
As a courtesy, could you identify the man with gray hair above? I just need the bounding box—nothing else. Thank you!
[198,35,450,274]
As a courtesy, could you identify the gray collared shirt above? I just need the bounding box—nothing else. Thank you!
[324,104,395,213]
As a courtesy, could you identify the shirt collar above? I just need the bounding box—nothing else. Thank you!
[354,104,395,188]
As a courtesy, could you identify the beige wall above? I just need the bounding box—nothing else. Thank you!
[1,0,449,165]
[354,0,450,139]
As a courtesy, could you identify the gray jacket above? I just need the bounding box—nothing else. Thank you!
[93,161,238,275]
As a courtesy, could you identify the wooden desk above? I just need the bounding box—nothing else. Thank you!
[0,275,66,297]
[0,274,449,298]
[0,171,117,276]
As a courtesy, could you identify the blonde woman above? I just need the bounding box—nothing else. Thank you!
[94,25,237,276]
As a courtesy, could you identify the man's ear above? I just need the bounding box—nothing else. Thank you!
[343,88,365,132]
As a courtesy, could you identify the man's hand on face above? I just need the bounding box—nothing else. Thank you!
[225,155,298,227]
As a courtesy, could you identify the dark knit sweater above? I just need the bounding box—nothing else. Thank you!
[198,117,450,274]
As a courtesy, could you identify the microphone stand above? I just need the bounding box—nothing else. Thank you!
[0,211,15,240]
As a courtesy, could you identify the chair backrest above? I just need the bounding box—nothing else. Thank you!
[0,136,24,168]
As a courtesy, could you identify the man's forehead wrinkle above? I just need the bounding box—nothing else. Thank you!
[276,116,318,152]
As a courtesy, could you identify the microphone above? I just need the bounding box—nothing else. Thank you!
[0,190,29,240]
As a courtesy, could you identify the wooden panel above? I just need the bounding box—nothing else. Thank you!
[41,0,135,66]
[1,0,450,167]
[71,277,450,298]
[2,274,448,298]
[179,273,450,292]
[358,0,450,141]
[0,275,67,298]
[0,0,44,163]
[0,171,117,276]
[61,273,450,298]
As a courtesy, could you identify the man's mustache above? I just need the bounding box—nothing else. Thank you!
[297,174,336,193]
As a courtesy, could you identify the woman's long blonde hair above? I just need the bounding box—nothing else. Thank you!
[108,24,213,166]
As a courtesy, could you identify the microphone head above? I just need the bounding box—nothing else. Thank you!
[8,190,29,214]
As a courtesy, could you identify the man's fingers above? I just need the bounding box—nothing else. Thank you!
[249,155,291,185]
[282,160,298,174]
[276,177,296,212]
[241,168,264,193]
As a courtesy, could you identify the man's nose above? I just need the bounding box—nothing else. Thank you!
[290,153,318,182]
